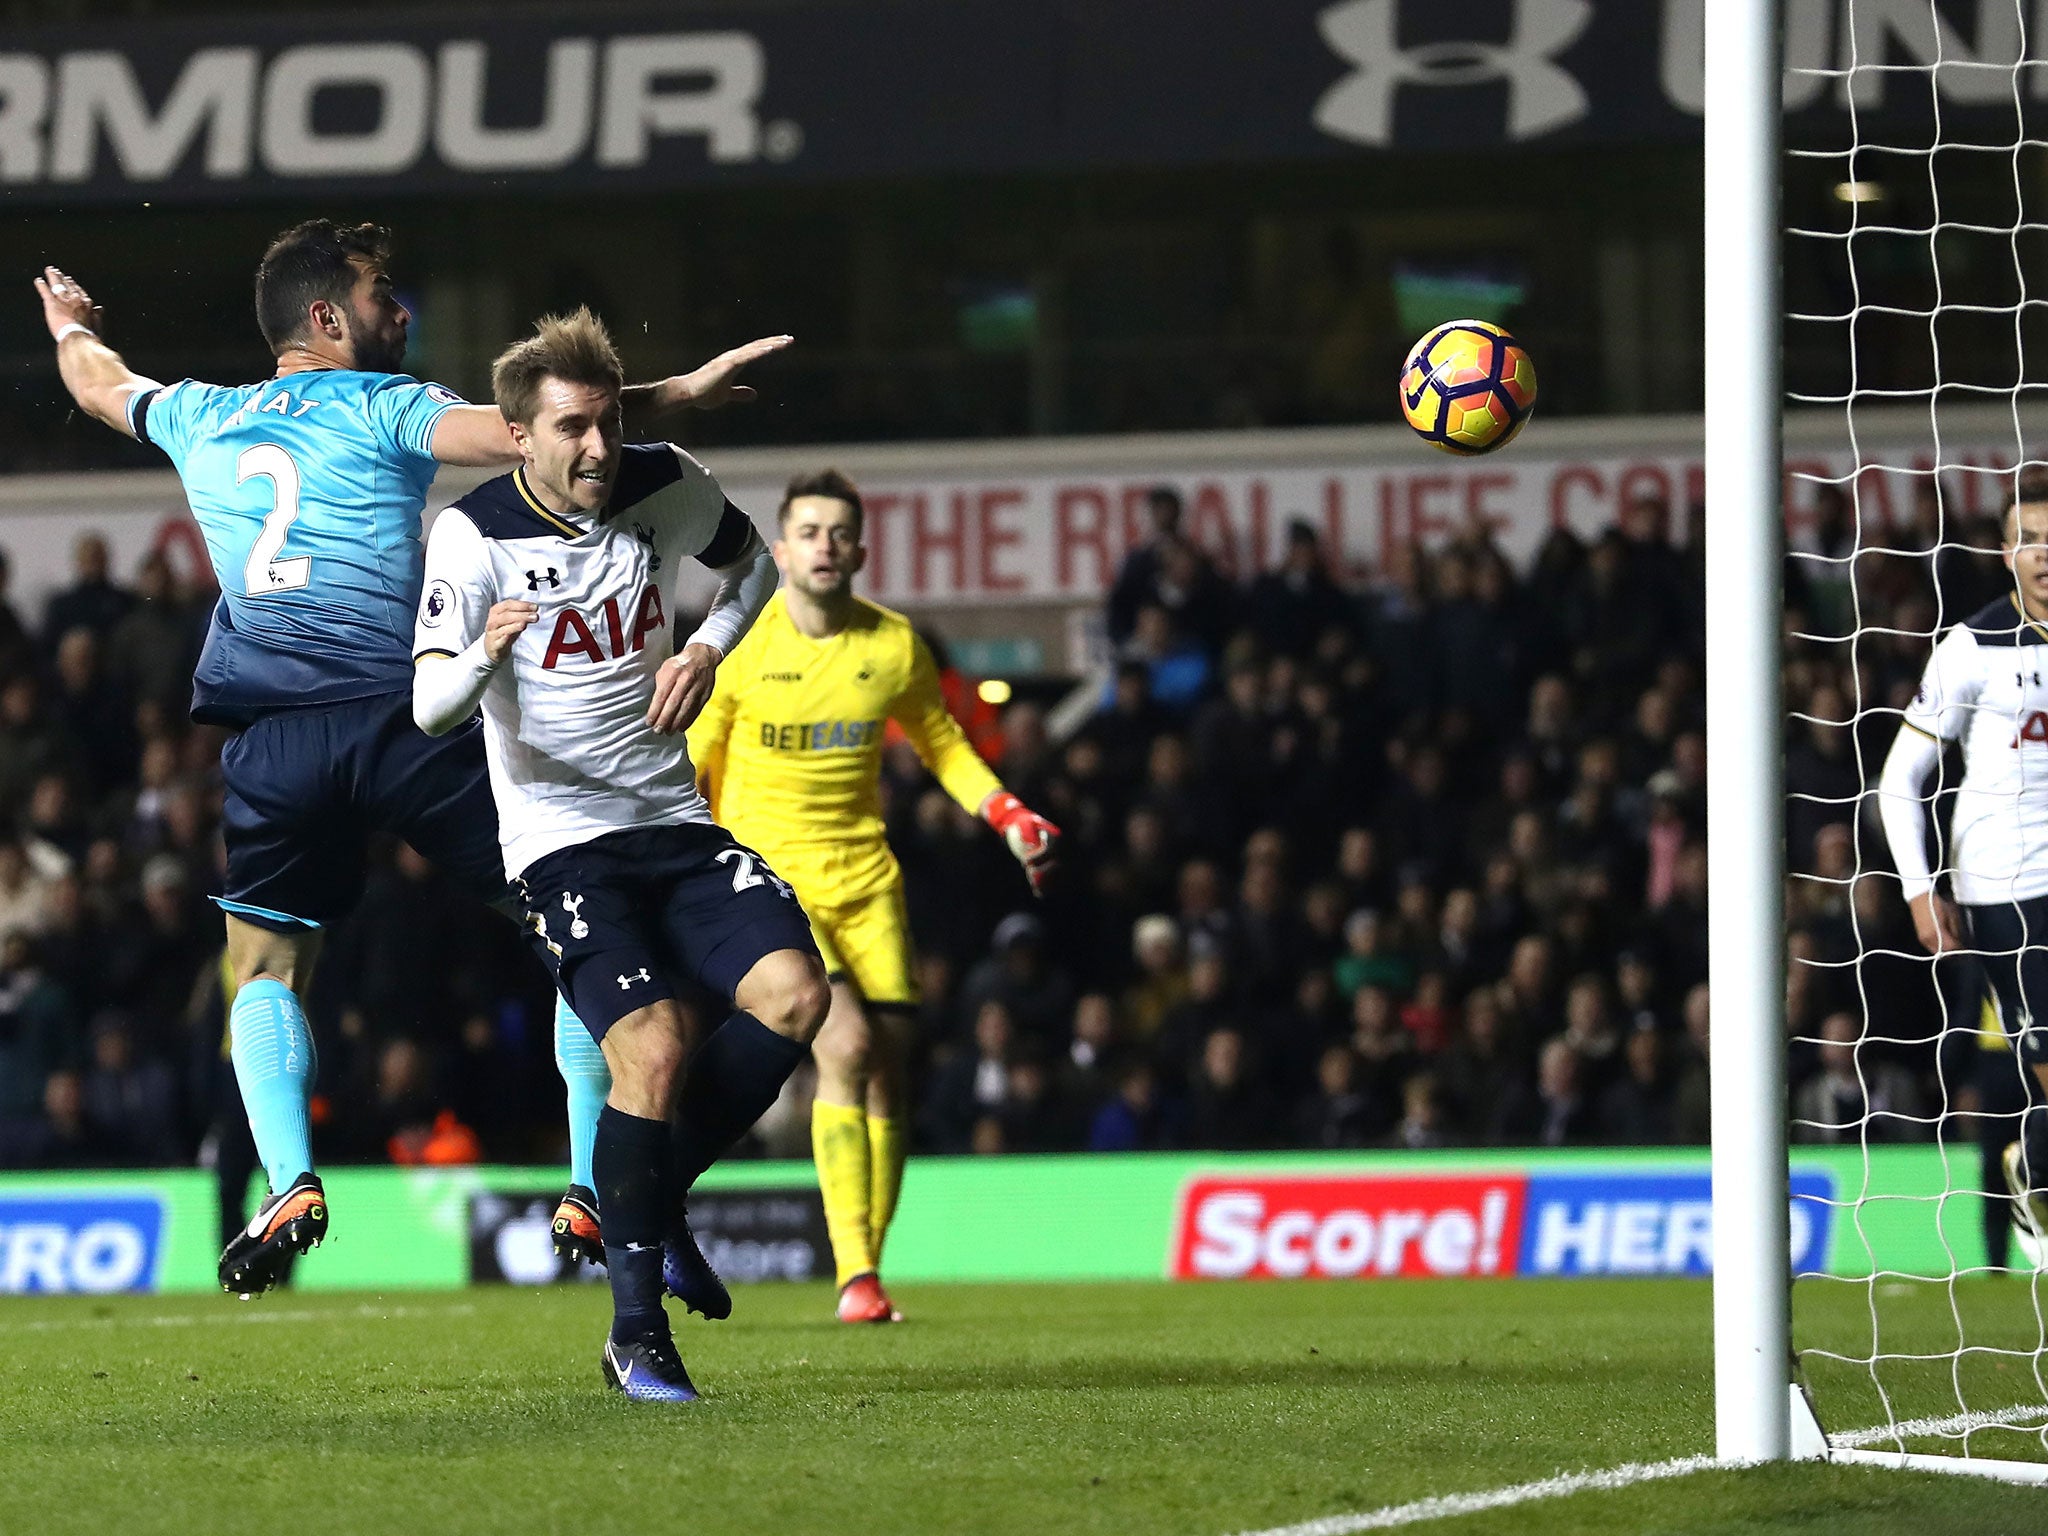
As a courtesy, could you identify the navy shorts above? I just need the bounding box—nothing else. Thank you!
[514,823,819,1040]
[1966,896,2048,1066]
[217,691,508,931]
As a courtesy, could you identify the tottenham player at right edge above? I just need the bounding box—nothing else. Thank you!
[1879,469,2048,1251]
[415,309,827,1401]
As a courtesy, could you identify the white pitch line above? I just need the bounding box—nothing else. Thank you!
[0,1301,475,1334]
[1222,1457,1719,1536]
[1832,1402,2048,1447]
[1226,1402,2048,1536]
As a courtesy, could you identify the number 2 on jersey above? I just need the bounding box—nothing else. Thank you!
[237,443,311,595]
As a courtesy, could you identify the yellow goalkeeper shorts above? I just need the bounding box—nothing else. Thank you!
[799,876,918,1007]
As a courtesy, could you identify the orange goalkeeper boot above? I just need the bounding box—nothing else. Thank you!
[552,1185,605,1268]
[835,1272,900,1324]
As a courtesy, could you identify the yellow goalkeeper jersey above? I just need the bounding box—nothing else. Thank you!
[687,591,1002,901]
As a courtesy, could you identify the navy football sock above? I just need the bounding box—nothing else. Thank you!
[595,1105,671,1340]
[673,1012,809,1192]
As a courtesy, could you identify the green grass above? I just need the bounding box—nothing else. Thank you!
[2,1279,2046,1535]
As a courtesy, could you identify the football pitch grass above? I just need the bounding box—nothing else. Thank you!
[5,1279,2047,1535]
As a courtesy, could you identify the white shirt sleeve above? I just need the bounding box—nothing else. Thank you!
[1901,625,1982,743]
[1880,627,1982,902]
[412,510,502,736]
[1877,723,1945,901]
[684,525,777,658]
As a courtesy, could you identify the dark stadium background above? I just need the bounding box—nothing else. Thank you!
[0,0,1995,1188]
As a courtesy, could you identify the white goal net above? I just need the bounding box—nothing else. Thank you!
[1780,0,2048,1467]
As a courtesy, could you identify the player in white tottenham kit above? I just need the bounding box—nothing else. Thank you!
[413,308,828,1401]
[1879,474,2048,1253]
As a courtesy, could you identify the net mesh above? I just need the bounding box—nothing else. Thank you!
[1781,0,2048,1462]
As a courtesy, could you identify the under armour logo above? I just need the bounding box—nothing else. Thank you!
[1313,0,1592,147]
[562,892,589,940]
[527,568,561,590]
[619,968,651,989]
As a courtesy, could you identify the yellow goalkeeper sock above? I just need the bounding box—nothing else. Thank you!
[811,1098,876,1288]
[867,1113,907,1266]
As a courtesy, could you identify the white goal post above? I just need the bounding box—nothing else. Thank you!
[1707,0,2048,1482]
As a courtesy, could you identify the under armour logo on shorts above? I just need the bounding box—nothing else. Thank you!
[618,968,651,989]
[527,568,561,590]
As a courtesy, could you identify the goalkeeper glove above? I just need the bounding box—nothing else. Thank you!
[982,790,1061,896]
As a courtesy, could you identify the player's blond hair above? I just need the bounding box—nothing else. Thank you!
[492,306,624,425]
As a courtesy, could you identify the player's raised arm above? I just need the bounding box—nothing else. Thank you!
[35,267,160,438]
[892,632,1062,894]
[648,505,778,736]
[428,334,795,467]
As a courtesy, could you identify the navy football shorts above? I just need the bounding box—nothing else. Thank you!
[514,822,819,1041]
[1965,895,2048,1067]
[216,691,508,932]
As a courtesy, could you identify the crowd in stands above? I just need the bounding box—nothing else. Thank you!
[0,475,1972,1172]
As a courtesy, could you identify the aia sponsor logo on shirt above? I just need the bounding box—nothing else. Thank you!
[540,587,667,668]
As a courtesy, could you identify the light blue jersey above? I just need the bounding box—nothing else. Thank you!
[129,370,462,725]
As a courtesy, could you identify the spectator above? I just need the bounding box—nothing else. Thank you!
[0,676,76,811]
[1184,1027,1273,1149]
[1439,986,1518,1142]
[1089,1058,1173,1151]
[1794,1012,1925,1143]
[1107,486,1196,644]
[1244,519,1351,660]
[956,911,1074,1045]
[1156,937,1233,1088]
[1122,603,1212,712]
[103,551,202,715]
[0,838,57,945]
[1296,1043,1372,1147]
[80,1013,180,1163]
[0,549,32,678]
[1060,992,1119,1117]
[1333,909,1412,998]
[1523,1037,1595,1146]
[1000,1049,1070,1151]
[1121,913,1188,1041]
[42,533,134,650]
[4,1067,106,1166]
[1600,1027,1674,1145]
[922,999,1016,1152]
[1672,983,1712,1143]
[1391,1073,1448,1150]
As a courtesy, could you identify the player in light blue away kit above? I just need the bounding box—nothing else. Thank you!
[36,225,787,1296]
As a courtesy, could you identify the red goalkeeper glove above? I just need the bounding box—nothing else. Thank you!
[982,790,1061,896]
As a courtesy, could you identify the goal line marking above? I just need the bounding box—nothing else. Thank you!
[1223,1404,2048,1536]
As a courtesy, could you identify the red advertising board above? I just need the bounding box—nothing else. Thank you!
[1172,1175,1525,1280]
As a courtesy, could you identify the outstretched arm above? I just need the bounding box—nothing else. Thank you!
[35,267,159,438]
[428,334,795,467]
[892,635,1061,894]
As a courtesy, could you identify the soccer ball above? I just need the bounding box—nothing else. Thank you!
[1398,320,1538,455]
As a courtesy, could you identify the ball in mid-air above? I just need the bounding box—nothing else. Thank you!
[1399,320,1537,455]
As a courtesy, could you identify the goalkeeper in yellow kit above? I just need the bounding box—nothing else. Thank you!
[688,469,1059,1322]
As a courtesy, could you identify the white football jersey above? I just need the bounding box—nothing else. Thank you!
[415,443,757,878]
[1902,594,2048,905]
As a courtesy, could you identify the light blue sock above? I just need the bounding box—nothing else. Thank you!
[229,978,317,1193]
[554,992,611,1192]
